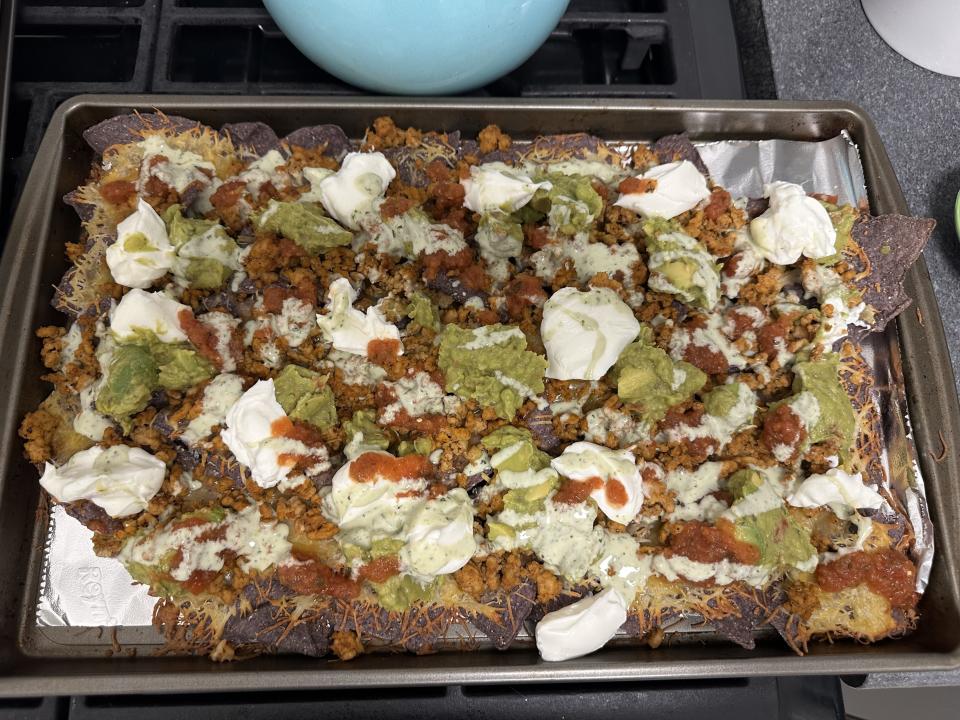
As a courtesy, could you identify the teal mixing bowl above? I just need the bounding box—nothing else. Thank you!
[263,0,570,95]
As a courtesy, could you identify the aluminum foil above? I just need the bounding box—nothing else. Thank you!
[696,132,934,592]
[36,505,156,626]
[697,131,868,207]
[34,132,933,630]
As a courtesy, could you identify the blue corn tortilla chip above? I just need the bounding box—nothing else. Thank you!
[462,580,537,650]
[324,599,403,645]
[399,604,453,655]
[221,122,282,156]
[523,407,560,452]
[745,197,769,219]
[174,444,247,487]
[83,113,207,154]
[200,290,255,320]
[652,134,710,176]
[425,269,487,304]
[64,499,123,535]
[706,586,783,650]
[767,606,808,655]
[222,580,332,657]
[849,214,935,332]
[283,125,352,161]
[528,585,591,623]
[63,189,97,222]
[522,133,624,168]
[384,131,461,188]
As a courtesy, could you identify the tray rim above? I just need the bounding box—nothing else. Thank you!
[0,94,957,696]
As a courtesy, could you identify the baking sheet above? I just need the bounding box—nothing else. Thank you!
[34,130,933,629]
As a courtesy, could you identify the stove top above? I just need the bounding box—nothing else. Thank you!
[1,0,750,231]
[0,676,845,720]
[0,2,835,716]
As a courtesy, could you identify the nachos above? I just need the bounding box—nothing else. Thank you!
[20,113,934,661]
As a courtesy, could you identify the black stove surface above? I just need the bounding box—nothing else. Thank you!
[1,0,751,233]
[0,677,846,719]
[0,1,834,717]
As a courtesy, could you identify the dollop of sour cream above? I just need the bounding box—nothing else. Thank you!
[787,468,885,519]
[316,277,402,357]
[40,444,166,518]
[323,451,426,529]
[317,152,396,230]
[535,587,628,661]
[541,286,640,381]
[110,288,191,344]
[749,181,837,264]
[105,199,175,288]
[220,379,292,489]
[323,452,477,581]
[551,441,645,525]
[460,163,552,214]
[400,488,477,580]
[614,160,710,219]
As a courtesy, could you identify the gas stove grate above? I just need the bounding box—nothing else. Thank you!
[2,0,743,231]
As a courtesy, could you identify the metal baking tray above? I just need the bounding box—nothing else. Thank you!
[0,96,957,696]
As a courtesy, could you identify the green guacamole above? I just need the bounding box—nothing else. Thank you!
[438,324,547,420]
[817,201,859,264]
[256,201,352,254]
[645,231,721,310]
[405,292,441,332]
[735,507,816,569]
[274,364,337,429]
[343,409,390,453]
[703,382,743,418]
[95,344,159,422]
[371,575,436,613]
[528,173,603,236]
[502,475,559,515]
[610,337,705,423]
[792,354,856,457]
[156,347,215,391]
[162,205,240,289]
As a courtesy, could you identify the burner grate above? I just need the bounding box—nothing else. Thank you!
[1,0,743,234]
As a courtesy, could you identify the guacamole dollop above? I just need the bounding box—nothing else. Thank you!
[256,200,353,254]
[735,506,816,569]
[529,173,603,236]
[792,354,856,457]
[502,474,559,515]
[610,336,706,423]
[95,344,159,421]
[645,231,721,310]
[156,347,216,391]
[405,292,441,332]
[163,205,241,289]
[438,324,547,420]
[273,364,337,429]
[371,574,436,613]
[816,201,859,264]
[343,409,391,455]
[481,425,536,453]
